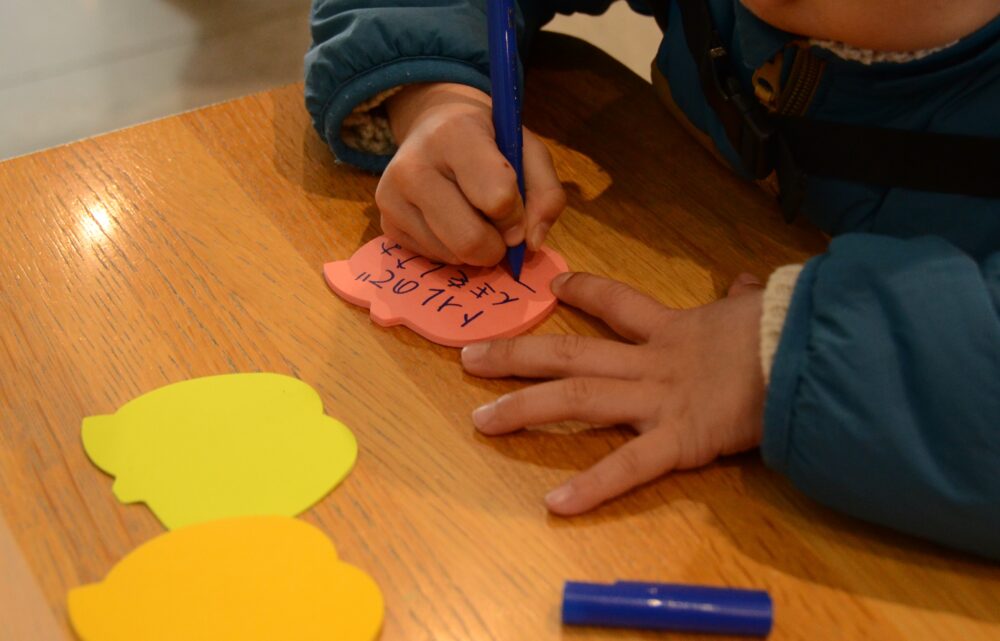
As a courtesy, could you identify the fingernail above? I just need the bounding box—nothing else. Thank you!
[550,272,571,293]
[461,342,488,364]
[545,483,574,507]
[528,223,550,251]
[471,401,496,429]
[503,224,525,246]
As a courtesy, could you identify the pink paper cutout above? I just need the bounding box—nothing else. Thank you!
[324,236,568,347]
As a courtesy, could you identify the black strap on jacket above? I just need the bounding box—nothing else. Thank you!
[656,0,1000,217]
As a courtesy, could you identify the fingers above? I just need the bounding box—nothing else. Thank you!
[727,272,763,297]
[545,427,681,515]
[462,334,647,380]
[522,131,566,251]
[378,218,422,258]
[448,124,563,250]
[551,273,670,343]
[375,180,459,263]
[380,107,512,266]
[380,104,561,265]
[448,129,526,246]
[471,377,662,435]
[407,169,507,266]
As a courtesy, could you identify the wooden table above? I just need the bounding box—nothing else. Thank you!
[1,33,997,641]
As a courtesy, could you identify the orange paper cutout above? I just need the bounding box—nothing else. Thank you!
[67,516,383,641]
[324,236,568,347]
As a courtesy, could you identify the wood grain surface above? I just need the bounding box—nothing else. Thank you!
[1,33,997,641]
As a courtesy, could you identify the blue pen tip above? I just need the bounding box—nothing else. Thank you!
[507,243,526,281]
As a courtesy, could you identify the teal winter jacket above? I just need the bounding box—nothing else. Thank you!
[304,0,1000,558]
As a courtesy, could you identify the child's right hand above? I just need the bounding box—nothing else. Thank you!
[379,83,566,266]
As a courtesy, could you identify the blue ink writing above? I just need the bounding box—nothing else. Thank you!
[461,310,484,327]
[369,269,395,289]
[422,288,446,306]
[392,279,420,295]
[437,295,462,312]
[395,255,419,270]
[472,283,496,299]
[447,269,470,289]
[492,291,520,306]
[421,263,446,278]
[514,279,537,294]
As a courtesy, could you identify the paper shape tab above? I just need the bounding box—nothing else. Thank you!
[325,235,568,347]
[82,373,357,529]
[68,515,384,641]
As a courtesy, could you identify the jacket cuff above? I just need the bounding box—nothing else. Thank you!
[760,264,804,384]
[317,58,492,173]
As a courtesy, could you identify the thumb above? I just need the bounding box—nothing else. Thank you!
[523,129,566,251]
[448,120,526,245]
[524,129,566,251]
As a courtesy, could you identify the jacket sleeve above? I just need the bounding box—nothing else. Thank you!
[761,233,1000,559]
[304,0,618,172]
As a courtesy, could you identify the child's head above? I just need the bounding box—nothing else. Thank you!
[741,0,1000,51]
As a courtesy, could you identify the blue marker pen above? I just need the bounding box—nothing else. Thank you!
[562,580,774,636]
[486,0,527,280]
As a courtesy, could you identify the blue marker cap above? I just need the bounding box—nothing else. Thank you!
[562,580,773,636]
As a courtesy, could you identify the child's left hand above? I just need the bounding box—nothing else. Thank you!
[461,271,767,515]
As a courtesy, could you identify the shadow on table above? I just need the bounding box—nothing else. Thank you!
[265,79,378,204]
[477,420,1000,623]
[524,32,827,298]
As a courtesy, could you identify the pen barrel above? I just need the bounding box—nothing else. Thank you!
[562,581,774,636]
[486,0,526,200]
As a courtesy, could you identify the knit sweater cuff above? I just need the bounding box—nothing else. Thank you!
[340,87,403,156]
[809,38,957,65]
[760,264,805,384]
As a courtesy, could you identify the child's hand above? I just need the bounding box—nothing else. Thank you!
[380,83,565,265]
[461,272,766,515]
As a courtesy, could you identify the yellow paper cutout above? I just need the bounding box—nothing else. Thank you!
[82,373,357,529]
[68,515,384,641]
